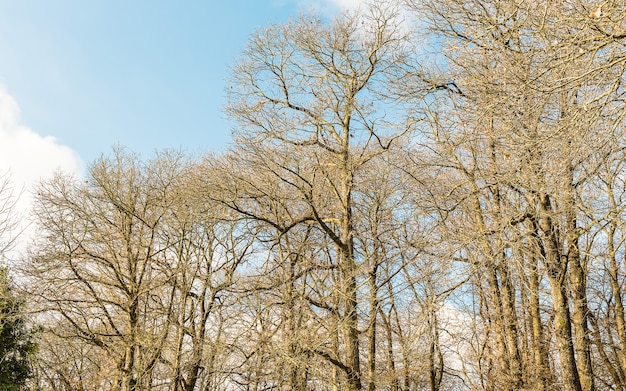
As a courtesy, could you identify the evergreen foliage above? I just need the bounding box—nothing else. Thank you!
[0,267,35,391]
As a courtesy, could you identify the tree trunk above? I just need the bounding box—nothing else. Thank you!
[367,267,378,391]
[539,194,582,391]
[564,162,594,391]
[527,223,551,390]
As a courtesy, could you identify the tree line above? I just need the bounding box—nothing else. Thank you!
[2,1,626,390]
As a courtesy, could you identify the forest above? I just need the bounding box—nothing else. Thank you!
[0,0,625,390]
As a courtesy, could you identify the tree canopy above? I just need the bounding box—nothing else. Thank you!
[17,1,626,391]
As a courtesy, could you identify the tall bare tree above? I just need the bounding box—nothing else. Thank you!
[220,3,418,390]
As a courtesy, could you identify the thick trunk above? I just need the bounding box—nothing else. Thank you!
[341,132,361,391]
[467,173,511,386]
[498,262,523,389]
[428,310,443,391]
[565,165,594,391]
[539,194,582,391]
[487,154,523,389]
[608,221,626,387]
[121,295,139,391]
[569,254,594,391]
[549,275,582,391]
[487,267,512,382]
[343,256,362,391]
[527,234,551,390]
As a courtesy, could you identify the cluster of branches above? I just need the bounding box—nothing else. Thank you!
[15,1,626,391]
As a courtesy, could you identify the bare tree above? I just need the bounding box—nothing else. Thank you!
[405,0,626,390]
[219,3,418,390]
[0,170,21,259]
[25,149,250,391]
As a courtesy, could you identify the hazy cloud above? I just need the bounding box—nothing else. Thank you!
[295,0,364,14]
[0,86,82,257]
[322,0,363,9]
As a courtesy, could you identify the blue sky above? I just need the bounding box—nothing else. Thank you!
[0,0,356,167]
[0,0,361,256]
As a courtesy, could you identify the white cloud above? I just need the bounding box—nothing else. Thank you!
[295,0,414,32]
[323,0,363,9]
[295,0,364,13]
[0,86,83,259]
